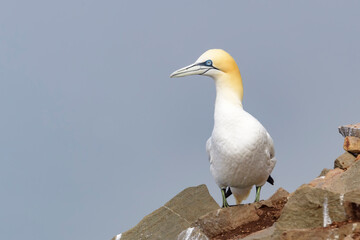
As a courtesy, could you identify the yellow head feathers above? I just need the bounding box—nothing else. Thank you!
[197,49,240,75]
[197,49,243,100]
[170,49,244,101]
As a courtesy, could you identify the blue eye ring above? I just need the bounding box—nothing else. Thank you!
[205,60,212,66]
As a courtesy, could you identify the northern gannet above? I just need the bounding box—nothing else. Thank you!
[170,49,276,207]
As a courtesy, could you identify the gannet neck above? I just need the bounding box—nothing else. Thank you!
[213,70,244,131]
[214,70,243,107]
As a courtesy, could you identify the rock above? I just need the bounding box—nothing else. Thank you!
[277,161,360,236]
[308,168,344,193]
[276,185,347,231]
[120,205,191,240]
[194,188,288,239]
[344,136,360,154]
[177,227,209,240]
[164,184,220,223]
[113,125,360,240]
[278,222,360,240]
[111,233,122,240]
[240,226,275,240]
[195,204,260,239]
[252,188,289,211]
[117,184,219,240]
[338,159,360,193]
[334,152,357,170]
[318,168,331,177]
[339,123,360,138]
[344,189,360,221]
[309,160,360,194]
[276,161,360,238]
[268,188,290,202]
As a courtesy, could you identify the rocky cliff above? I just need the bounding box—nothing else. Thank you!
[113,123,360,240]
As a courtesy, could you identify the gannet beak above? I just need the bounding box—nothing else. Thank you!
[170,62,213,78]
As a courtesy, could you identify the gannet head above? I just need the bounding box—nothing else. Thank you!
[170,49,243,101]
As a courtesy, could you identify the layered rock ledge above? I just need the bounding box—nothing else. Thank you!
[113,123,360,240]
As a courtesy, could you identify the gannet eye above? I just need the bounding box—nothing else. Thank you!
[205,60,212,66]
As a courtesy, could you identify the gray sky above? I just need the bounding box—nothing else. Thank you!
[1,1,360,240]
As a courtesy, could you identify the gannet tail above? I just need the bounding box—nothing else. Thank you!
[230,186,252,205]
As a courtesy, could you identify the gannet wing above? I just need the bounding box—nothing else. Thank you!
[266,132,277,174]
[206,137,212,164]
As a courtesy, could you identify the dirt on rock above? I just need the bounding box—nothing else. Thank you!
[212,197,288,240]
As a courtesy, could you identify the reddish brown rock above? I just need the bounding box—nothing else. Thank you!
[267,188,290,203]
[344,136,360,154]
[196,204,260,239]
[308,168,344,193]
[194,188,289,240]
[309,160,360,195]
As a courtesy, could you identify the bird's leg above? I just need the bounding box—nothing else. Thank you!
[221,188,230,208]
[255,186,261,202]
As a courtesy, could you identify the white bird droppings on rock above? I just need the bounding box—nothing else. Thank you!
[352,223,358,231]
[114,233,122,240]
[340,194,344,206]
[323,197,332,227]
[184,227,194,240]
[177,227,209,240]
[216,209,221,217]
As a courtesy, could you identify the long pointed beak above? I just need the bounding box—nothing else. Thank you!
[170,63,212,78]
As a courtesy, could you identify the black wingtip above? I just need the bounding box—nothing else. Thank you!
[267,175,274,185]
[225,187,232,198]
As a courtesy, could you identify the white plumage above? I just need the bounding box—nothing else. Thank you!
[208,95,276,203]
[170,49,276,206]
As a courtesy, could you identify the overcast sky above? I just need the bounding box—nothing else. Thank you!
[1,1,360,240]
